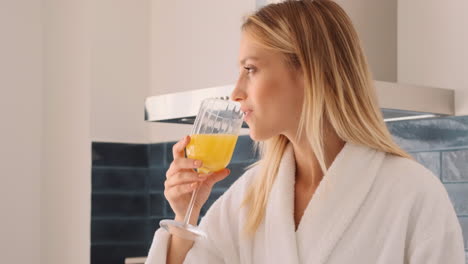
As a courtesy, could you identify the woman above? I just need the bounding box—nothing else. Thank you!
[146,0,465,263]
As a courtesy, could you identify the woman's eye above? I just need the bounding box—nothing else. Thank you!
[244,66,255,74]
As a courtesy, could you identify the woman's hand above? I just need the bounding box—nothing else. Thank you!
[164,135,231,223]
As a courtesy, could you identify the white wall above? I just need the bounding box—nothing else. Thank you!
[336,0,397,82]
[41,0,90,263]
[0,1,42,263]
[149,0,256,143]
[1,0,258,263]
[40,1,152,263]
[398,0,468,115]
[90,0,150,144]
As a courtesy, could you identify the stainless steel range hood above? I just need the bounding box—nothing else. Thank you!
[144,81,455,127]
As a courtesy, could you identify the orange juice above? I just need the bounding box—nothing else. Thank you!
[186,134,238,174]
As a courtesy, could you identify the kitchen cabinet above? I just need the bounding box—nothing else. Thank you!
[398,0,468,115]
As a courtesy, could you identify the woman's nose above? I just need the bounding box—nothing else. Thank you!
[231,79,247,102]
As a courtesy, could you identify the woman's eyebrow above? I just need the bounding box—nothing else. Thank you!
[239,56,260,65]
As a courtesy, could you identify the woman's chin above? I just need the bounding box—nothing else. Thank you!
[249,129,272,142]
[248,129,261,141]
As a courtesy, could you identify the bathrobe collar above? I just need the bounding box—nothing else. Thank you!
[264,141,386,264]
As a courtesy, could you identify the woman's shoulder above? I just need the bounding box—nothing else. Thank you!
[377,153,463,248]
[376,152,451,205]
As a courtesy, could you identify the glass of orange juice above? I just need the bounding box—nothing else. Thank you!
[159,98,244,240]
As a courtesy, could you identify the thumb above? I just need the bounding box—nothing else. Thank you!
[204,168,230,186]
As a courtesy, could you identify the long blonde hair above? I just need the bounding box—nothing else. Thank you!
[240,0,412,237]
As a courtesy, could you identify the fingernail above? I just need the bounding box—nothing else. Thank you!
[193,160,202,167]
[190,182,197,188]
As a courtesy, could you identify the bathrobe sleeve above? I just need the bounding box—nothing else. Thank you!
[145,227,171,264]
[144,202,227,264]
[182,189,241,263]
[145,167,255,264]
[405,174,465,264]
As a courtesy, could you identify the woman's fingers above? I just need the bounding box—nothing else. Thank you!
[166,158,202,178]
[164,182,198,200]
[172,135,190,159]
[203,168,231,186]
[165,170,208,188]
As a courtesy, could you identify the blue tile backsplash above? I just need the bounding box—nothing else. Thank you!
[91,136,258,264]
[443,150,468,183]
[91,116,468,263]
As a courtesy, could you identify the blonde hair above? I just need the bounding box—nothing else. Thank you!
[240,0,412,237]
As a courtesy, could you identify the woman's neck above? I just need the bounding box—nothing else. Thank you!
[288,128,345,188]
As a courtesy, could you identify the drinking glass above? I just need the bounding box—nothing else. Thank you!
[159,98,244,240]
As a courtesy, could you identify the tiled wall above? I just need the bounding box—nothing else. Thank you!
[91,137,258,264]
[91,115,468,263]
[91,143,150,264]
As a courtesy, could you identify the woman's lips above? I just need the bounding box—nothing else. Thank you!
[243,110,253,122]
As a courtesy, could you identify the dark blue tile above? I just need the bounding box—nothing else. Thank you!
[149,167,168,191]
[91,244,148,264]
[200,190,224,216]
[410,152,441,178]
[92,167,147,193]
[150,193,165,217]
[92,219,147,243]
[165,141,177,167]
[213,161,253,189]
[444,183,468,216]
[148,217,166,236]
[149,143,166,167]
[92,194,148,217]
[458,217,468,250]
[164,200,175,218]
[231,135,259,162]
[386,116,468,152]
[92,142,148,167]
[442,149,468,183]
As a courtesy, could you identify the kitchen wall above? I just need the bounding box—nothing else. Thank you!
[41,0,91,263]
[2,0,92,263]
[0,1,42,263]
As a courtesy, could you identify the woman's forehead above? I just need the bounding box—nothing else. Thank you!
[238,41,282,66]
[239,35,265,60]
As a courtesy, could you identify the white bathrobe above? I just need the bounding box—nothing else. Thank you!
[146,141,465,264]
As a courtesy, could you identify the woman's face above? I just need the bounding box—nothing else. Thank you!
[231,32,304,141]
